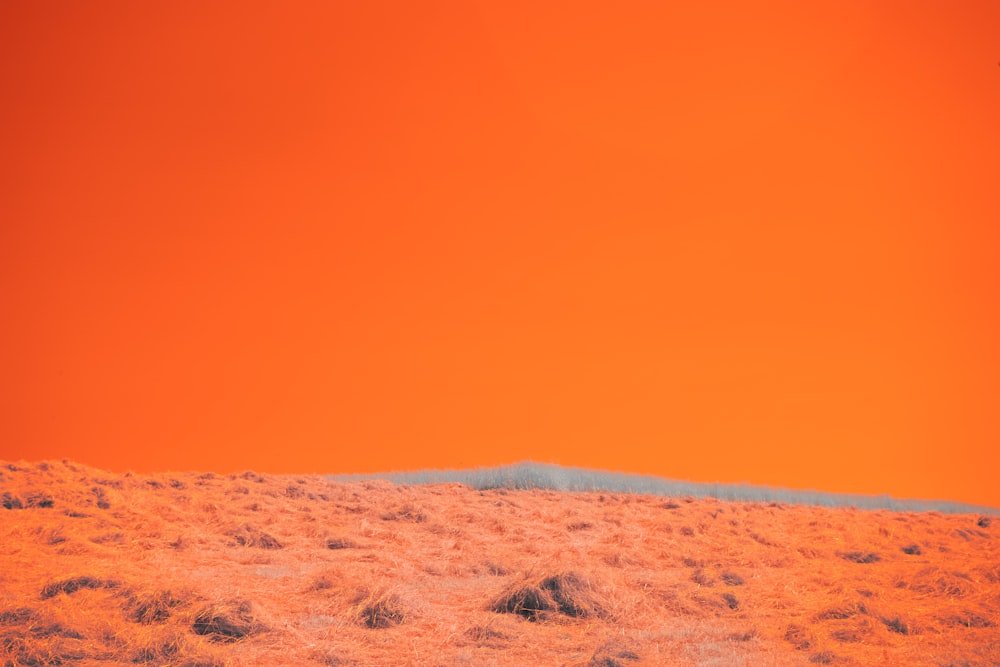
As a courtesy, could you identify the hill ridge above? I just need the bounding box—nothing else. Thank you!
[328,461,999,514]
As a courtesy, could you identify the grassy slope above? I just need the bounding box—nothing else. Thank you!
[1,460,998,666]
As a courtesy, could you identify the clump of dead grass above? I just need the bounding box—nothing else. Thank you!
[191,598,265,642]
[325,536,358,550]
[347,587,406,629]
[1,492,23,510]
[784,623,815,650]
[32,525,68,546]
[880,615,919,635]
[226,524,283,549]
[490,571,604,622]
[0,608,39,625]
[720,571,745,586]
[830,626,867,643]
[586,638,642,666]
[311,648,349,666]
[90,486,111,509]
[125,627,198,664]
[814,601,868,621]
[379,503,427,522]
[473,560,511,577]
[838,551,881,564]
[311,575,335,591]
[0,605,95,665]
[463,620,510,647]
[124,589,187,624]
[690,569,715,587]
[905,567,977,598]
[40,576,122,599]
[939,610,995,629]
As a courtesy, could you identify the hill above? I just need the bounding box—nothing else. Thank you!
[2,460,998,665]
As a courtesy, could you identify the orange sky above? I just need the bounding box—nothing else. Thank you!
[2,1,998,507]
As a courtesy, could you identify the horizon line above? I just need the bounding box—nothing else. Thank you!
[326,460,999,515]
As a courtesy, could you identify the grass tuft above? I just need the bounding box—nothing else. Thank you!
[39,576,121,599]
[379,504,427,522]
[491,571,604,622]
[125,590,186,624]
[587,638,642,666]
[2,493,23,510]
[226,524,283,549]
[464,621,509,646]
[720,571,745,586]
[349,587,405,629]
[839,552,881,564]
[0,608,39,625]
[881,616,917,635]
[784,623,815,650]
[25,492,54,508]
[939,611,994,629]
[325,537,357,550]
[191,599,263,642]
[814,601,867,621]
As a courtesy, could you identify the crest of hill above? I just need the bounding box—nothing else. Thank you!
[328,461,998,515]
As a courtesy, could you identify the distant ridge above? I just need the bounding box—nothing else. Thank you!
[328,461,998,515]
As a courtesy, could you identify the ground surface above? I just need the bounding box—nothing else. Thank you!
[1,460,998,666]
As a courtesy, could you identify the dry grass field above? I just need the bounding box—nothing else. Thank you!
[1,460,998,666]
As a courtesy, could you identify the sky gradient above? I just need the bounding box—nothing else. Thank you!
[2,1,998,507]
